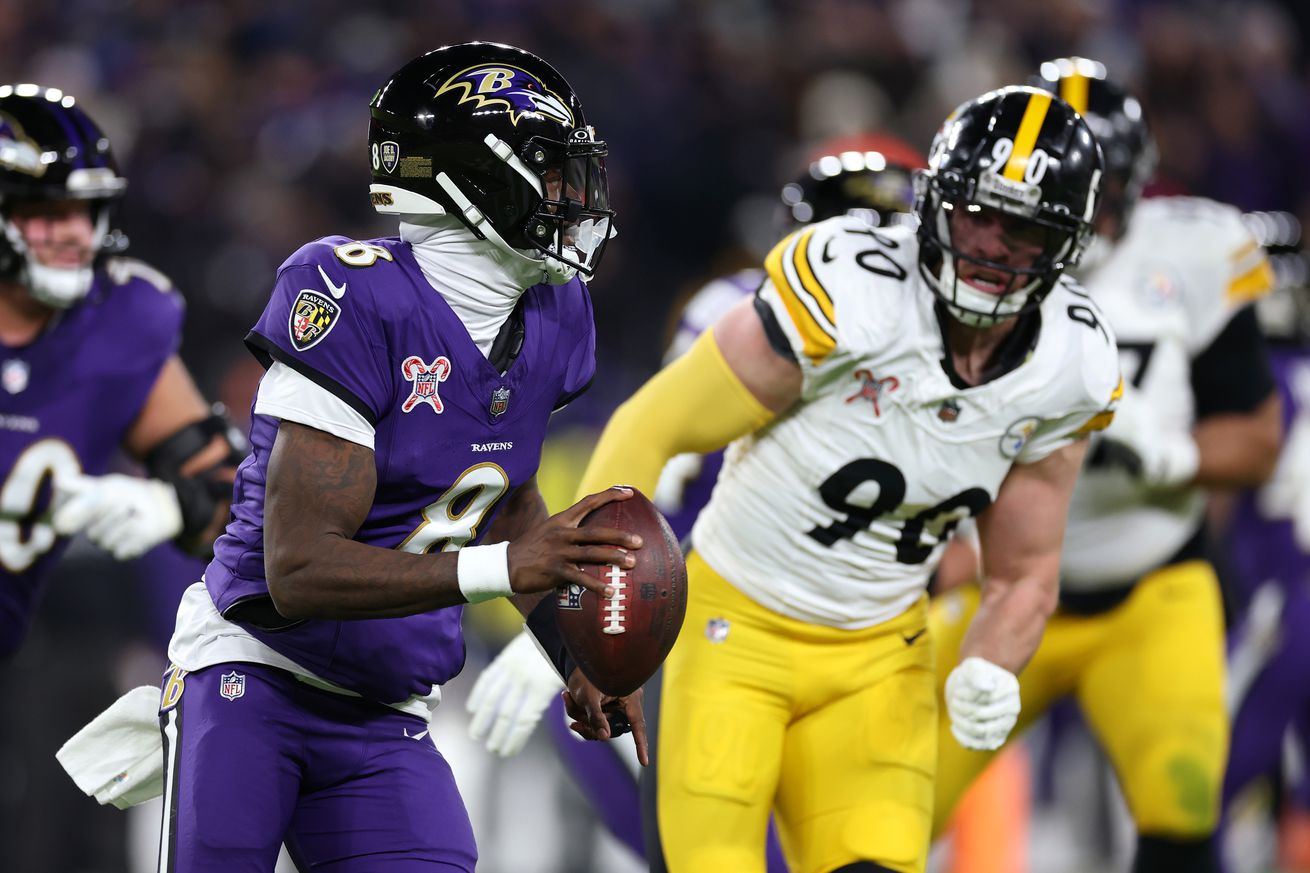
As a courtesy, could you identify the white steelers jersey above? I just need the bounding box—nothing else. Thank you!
[690,217,1122,629]
[1060,196,1276,589]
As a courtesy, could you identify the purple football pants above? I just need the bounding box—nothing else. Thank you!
[158,663,476,872]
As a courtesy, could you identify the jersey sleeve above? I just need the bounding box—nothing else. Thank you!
[1017,290,1124,464]
[102,258,187,413]
[1182,201,1277,351]
[759,218,847,368]
[253,362,377,448]
[244,247,392,425]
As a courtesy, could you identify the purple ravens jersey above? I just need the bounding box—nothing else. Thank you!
[0,260,183,656]
[205,236,596,704]
[1225,344,1310,602]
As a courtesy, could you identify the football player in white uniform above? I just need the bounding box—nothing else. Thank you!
[567,86,1120,873]
[466,134,926,872]
[930,59,1282,873]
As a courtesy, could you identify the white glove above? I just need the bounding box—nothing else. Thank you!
[466,630,564,757]
[1098,380,1198,488]
[52,473,184,560]
[944,656,1021,751]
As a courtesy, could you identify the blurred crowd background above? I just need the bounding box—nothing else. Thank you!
[1,1,1309,871]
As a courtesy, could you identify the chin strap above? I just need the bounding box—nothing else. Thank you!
[4,209,111,309]
[434,171,578,286]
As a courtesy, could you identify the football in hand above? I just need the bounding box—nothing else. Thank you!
[556,488,688,697]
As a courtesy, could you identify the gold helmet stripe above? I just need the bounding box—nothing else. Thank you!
[1002,91,1053,181]
[1060,71,1090,115]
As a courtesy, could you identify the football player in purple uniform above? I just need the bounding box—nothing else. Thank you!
[152,43,643,872]
[466,133,926,869]
[0,85,238,659]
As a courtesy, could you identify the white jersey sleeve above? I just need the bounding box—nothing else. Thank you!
[758,216,896,383]
[1015,280,1122,464]
[253,361,377,449]
[1141,198,1276,352]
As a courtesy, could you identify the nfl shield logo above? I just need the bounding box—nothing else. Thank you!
[218,671,246,701]
[489,386,511,417]
[705,618,730,644]
[380,141,399,174]
[556,582,584,610]
[2,358,28,394]
[938,399,961,423]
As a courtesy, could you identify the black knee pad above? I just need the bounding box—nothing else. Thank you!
[1134,833,1219,873]
[832,864,899,873]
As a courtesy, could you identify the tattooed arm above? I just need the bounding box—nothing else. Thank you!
[263,422,637,621]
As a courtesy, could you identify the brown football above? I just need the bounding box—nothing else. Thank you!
[555,488,688,697]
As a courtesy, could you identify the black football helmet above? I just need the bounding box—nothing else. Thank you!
[368,42,614,283]
[0,84,127,308]
[1030,57,1156,244]
[780,132,925,228]
[916,85,1103,326]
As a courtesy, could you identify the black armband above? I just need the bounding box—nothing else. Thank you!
[525,596,578,682]
[753,290,798,363]
[145,408,246,540]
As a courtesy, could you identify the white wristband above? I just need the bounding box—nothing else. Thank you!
[457,542,513,603]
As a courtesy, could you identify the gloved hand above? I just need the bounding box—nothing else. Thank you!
[467,630,564,757]
[944,656,1022,751]
[1097,380,1198,488]
[52,474,183,560]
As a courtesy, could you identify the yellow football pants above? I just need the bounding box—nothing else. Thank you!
[931,560,1228,840]
[657,551,937,873]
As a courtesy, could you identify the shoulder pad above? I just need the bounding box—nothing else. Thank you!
[762,219,845,364]
[104,256,175,293]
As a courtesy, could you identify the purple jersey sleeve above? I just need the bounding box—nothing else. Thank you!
[243,238,390,422]
[244,239,392,423]
[102,261,186,415]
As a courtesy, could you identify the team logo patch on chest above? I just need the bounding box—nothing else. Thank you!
[289,290,340,350]
[2,358,29,394]
[845,368,900,417]
[401,356,452,414]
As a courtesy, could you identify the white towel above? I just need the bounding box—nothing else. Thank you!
[57,685,164,809]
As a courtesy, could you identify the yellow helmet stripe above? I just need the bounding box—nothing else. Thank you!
[1002,91,1053,181]
[792,227,837,325]
[1059,72,1089,115]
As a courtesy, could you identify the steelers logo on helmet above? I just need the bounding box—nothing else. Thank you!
[367,42,615,284]
[915,85,1104,328]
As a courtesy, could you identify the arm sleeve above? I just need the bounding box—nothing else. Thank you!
[244,263,392,424]
[574,329,774,501]
[1191,305,1276,418]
